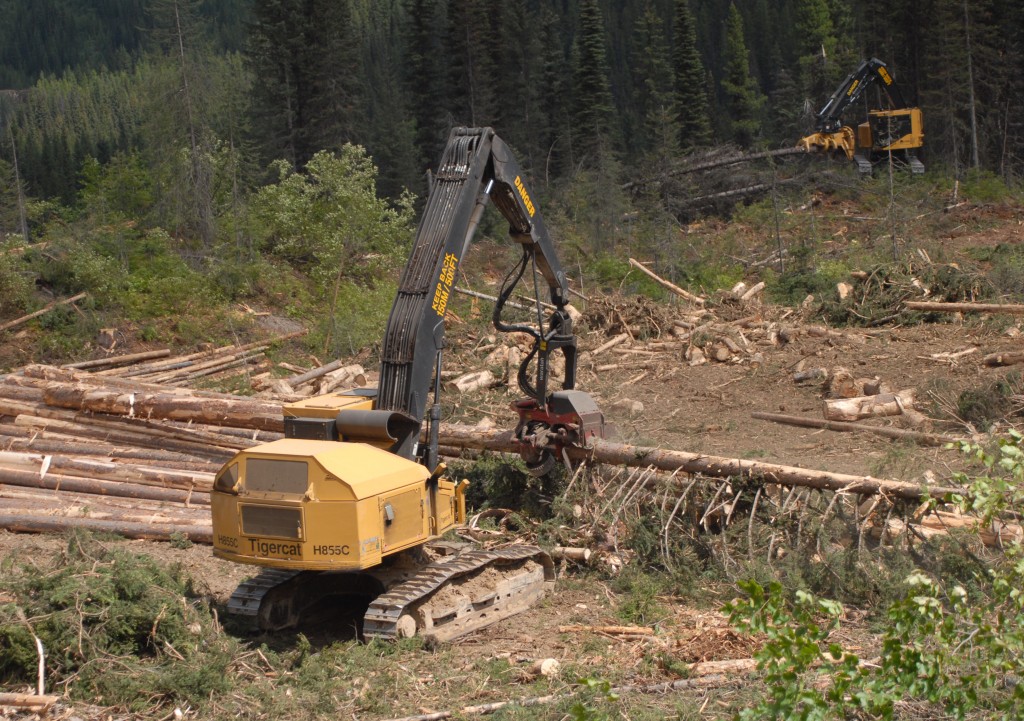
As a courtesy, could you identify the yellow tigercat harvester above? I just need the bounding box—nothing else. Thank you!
[798,57,924,174]
[211,128,610,642]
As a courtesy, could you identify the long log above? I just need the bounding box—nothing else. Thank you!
[11,413,235,460]
[435,425,963,501]
[0,693,60,711]
[41,384,284,432]
[0,493,211,523]
[751,411,963,447]
[0,292,87,332]
[100,329,307,377]
[0,451,214,491]
[0,428,220,467]
[905,301,1024,315]
[0,513,213,543]
[628,258,705,305]
[63,348,171,370]
[0,466,211,505]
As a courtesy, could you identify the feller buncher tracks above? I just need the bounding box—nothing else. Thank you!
[225,544,555,640]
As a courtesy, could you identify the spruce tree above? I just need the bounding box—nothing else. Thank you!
[571,0,616,168]
[247,0,361,169]
[672,0,712,150]
[402,0,448,172]
[633,3,680,159]
[721,3,764,148]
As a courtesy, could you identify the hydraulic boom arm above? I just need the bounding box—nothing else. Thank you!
[813,57,906,134]
[375,127,582,467]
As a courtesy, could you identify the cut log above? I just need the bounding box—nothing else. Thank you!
[558,625,654,635]
[526,659,560,678]
[63,348,171,370]
[751,411,962,447]
[592,333,629,356]
[905,301,1024,315]
[434,425,963,501]
[285,358,347,388]
[449,370,496,393]
[0,451,214,491]
[823,390,915,422]
[627,258,705,305]
[982,351,1024,367]
[0,292,87,333]
[0,513,212,543]
[0,466,210,504]
[41,384,284,432]
[739,281,765,302]
[551,546,592,563]
[0,693,60,711]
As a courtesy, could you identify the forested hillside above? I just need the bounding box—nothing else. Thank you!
[0,0,1022,360]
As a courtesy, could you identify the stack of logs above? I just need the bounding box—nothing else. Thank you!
[0,348,1014,552]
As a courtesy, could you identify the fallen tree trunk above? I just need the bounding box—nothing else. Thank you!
[0,513,212,543]
[435,425,963,501]
[0,292,87,333]
[63,348,171,370]
[823,390,915,422]
[905,301,1024,315]
[0,466,210,505]
[628,258,705,305]
[751,412,962,447]
[0,451,214,491]
[982,351,1024,367]
[383,674,731,721]
[42,384,284,432]
[0,693,59,711]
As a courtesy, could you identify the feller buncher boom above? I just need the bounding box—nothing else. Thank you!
[210,128,609,641]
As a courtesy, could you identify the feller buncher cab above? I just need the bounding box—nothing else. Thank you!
[798,57,925,175]
[211,128,609,640]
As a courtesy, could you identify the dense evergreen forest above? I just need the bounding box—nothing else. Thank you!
[0,0,1022,355]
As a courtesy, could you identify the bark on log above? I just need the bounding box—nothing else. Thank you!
[982,351,1024,367]
[42,384,284,432]
[0,693,60,710]
[0,428,220,466]
[449,370,496,393]
[551,546,592,563]
[0,451,214,491]
[592,333,629,356]
[435,425,962,501]
[63,348,171,370]
[11,413,234,460]
[751,412,962,447]
[905,301,1024,315]
[823,390,915,422]
[558,625,655,635]
[285,358,347,387]
[628,258,705,305]
[0,292,87,332]
[0,513,212,543]
[0,466,211,505]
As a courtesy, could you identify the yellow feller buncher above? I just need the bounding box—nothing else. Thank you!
[210,128,610,642]
[798,57,925,174]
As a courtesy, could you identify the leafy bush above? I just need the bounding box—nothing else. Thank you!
[252,146,415,290]
[726,433,1024,720]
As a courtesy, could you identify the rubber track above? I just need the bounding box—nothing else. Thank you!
[226,567,301,619]
[361,545,549,640]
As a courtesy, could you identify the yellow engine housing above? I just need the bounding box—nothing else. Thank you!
[211,438,467,571]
